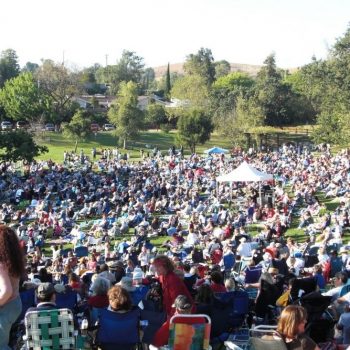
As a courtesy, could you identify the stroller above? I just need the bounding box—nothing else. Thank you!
[299,291,335,344]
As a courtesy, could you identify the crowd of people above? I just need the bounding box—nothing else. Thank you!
[1,143,350,349]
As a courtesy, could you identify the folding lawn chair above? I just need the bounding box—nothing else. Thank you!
[249,325,287,350]
[168,314,211,350]
[24,308,77,350]
[95,307,141,350]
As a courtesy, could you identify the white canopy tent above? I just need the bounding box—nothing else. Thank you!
[216,161,273,204]
[217,161,273,182]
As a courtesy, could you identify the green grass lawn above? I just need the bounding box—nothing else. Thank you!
[35,129,234,163]
[35,128,313,163]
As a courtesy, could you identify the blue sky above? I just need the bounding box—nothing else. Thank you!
[1,0,349,69]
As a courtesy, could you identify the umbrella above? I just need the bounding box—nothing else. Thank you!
[204,146,229,154]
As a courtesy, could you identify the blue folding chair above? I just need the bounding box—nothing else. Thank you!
[90,307,107,325]
[18,288,36,322]
[96,307,141,350]
[55,289,78,312]
[212,291,249,348]
[130,286,149,306]
[74,246,89,258]
[244,266,262,284]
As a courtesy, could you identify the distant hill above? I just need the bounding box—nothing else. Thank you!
[153,62,264,79]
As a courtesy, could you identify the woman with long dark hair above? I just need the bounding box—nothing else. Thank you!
[0,225,25,349]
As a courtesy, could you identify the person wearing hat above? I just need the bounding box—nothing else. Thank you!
[236,237,252,258]
[152,294,205,348]
[130,268,149,306]
[118,276,136,292]
[108,260,125,283]
[27,282,57,312]
[99,263,116,284]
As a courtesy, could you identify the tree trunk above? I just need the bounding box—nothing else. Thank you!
[74,140,78,153]
[123,138,126,149]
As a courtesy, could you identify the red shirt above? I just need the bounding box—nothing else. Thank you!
[159,272,193,317]
[87,294,109,308]
[210,283,226,293]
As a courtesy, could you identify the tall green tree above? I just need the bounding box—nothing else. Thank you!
[255,53,297,126]
[165,63,171,98]
[0,130,47,163]
[0,72,47,123]
[141,67,155,94]
[210,72,255,129]
[108,81,144,148]
[62,109,93,142]
[171,74,209,110]
[183,48,216,85]
[0,49,20,88]
[177,109,213,153]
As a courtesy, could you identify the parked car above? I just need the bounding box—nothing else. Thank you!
[16,121,27,129]
[44,123,55,132]
[1,121,13,130]
[103,123,115,131]
[90,123,100,132]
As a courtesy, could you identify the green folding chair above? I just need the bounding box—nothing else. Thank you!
[24,308,87,350]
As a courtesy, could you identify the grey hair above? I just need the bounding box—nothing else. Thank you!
[91,277,110,296]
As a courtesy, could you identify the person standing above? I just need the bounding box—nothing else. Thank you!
[0,225,25,349]
[153,255,193,317]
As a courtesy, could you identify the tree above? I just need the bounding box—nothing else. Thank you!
[63,109,93,142]
[108,81,144,148]
[255,53,296,126]
[35,60,80,124]
[0,49,20,88]
[217,96,265,146]
[177,109,213,153]
[183,48,216,85]
[96,51,145,94]
[0,72,46,123]
[140,67,155,94]
[0,130,47,163]
[77,64,106,95]
[312,110,350,145]
[171,74,209,110]
[146,103,167,129]
[22,62,39,73]
[215,60,231,78]
[165,63,171,98]
[210,72,255,129]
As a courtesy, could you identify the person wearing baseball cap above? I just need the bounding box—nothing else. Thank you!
[27,282,57,312]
